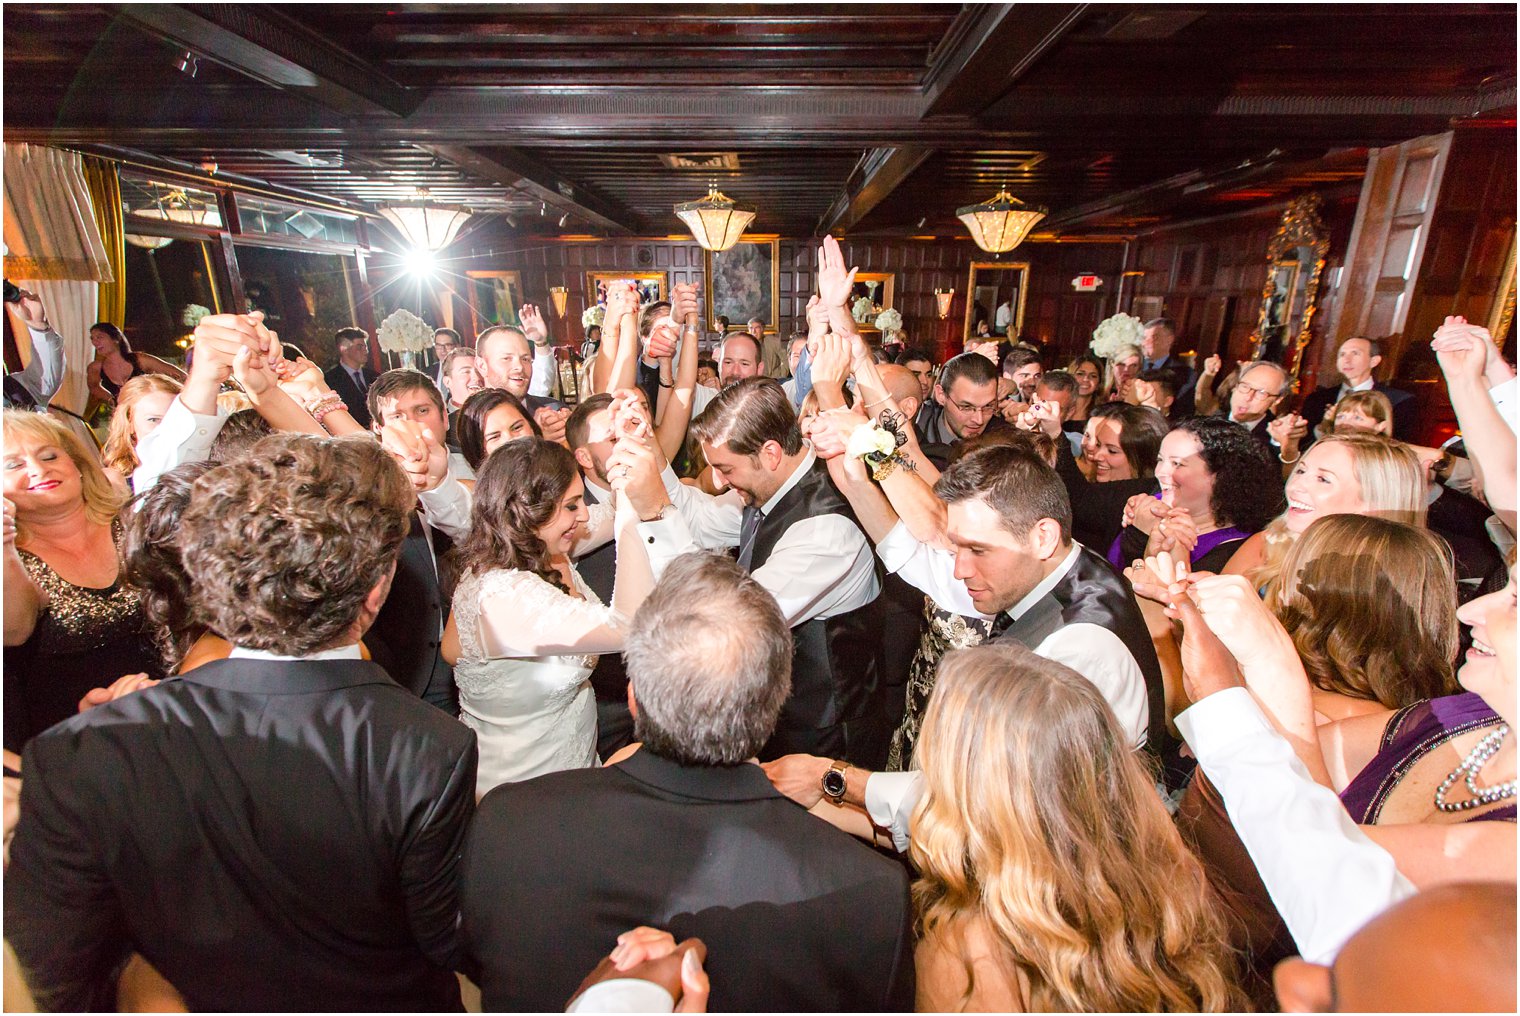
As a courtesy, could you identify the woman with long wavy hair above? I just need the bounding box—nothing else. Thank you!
[101,374,183,491]
[443,435,653,797]
[910,642,1243,1012]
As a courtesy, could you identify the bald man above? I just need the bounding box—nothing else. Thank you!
[1275,882,1516,1012]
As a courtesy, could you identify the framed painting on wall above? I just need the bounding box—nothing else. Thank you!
[705,237,779,333]
[586,271,666,308]
[465,270,524,332]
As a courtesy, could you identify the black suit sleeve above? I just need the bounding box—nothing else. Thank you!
[636,358,661,415]
[881,870,916,1012]
[398,736,478,972]
[1389,390,1419,443]
[3,742,130,1012]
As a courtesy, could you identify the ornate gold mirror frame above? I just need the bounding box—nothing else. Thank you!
[963,261,1030,342]
[1248,195,1331,379]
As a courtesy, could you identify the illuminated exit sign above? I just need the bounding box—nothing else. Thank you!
[1071,274,1103,292]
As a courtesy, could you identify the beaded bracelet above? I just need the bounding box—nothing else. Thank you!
[304,393,346,429]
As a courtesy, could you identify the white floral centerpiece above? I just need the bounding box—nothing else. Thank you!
[180,303,210,328]
[851,296,876,324]
[376,308,433,369]
[582,304,605,330]
[1089,312,1145,360]
[875,308,903,341]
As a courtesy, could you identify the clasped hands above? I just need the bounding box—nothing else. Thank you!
[602,390,669,521]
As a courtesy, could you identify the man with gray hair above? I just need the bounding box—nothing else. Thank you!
[458,552,914,1012]
[1224,359,1291,449]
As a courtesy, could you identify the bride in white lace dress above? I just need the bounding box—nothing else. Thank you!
[443,435,653,797]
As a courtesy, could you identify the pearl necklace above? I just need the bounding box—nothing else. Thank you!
[1433,724,1517,813]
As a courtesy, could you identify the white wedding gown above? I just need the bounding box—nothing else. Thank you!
[452,565,617,797]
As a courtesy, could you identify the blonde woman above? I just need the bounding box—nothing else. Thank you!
[911,642,1243,1012]
[100,374,183,492]
[1225,433,1426,593]
[1105,342,1143,401]
[4,411,161,750]
[1323,389,1394,438]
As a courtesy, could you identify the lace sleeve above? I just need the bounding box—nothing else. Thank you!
[473,569,627,658]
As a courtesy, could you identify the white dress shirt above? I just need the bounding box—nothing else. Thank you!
[528,343,556,399]
[637,449,880,626]
[567,979,675,1013]
[863,530,1150,851]
[10,323,65,405]
[1176,688,1415,964]
[1489,375,1518,434]
[1337,375,1376,400]
[226,643,364,663]
[130,396,228,498]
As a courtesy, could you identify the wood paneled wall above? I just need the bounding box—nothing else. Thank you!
[1123,188,1361,390]
[441,228,1129,365]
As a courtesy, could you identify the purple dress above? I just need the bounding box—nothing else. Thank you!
[1340,692,1516,824]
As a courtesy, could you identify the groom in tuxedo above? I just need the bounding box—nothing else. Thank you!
[761,444,1177,850]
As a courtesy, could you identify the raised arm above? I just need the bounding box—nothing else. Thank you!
[135,353,188,383]
[521,304,557,399]
[592,284,639,396]
[653,283,701,459]
[1432,318,1516,530]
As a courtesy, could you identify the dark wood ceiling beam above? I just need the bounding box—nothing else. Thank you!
[816,146,933,235]
[113,3,419,117]
[414,144,639,236]
[366,14,956,45]
[922,3,1090,116]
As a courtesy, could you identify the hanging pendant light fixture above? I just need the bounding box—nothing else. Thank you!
[955,186,1047,254]
[675,183,755,252]
[378,187,473,252]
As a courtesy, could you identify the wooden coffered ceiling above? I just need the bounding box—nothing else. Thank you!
[3,3,1514,241]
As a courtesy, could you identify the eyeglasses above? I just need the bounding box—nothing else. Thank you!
[1234,380,1280,401]
[952,400,999,417]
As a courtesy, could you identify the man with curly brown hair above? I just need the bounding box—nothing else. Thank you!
[4,433,478,1011]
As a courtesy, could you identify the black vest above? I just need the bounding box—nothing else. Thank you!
[746,460,882,761]
[997,546,1181,782]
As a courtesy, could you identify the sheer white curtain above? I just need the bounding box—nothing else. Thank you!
[3,143,113,433]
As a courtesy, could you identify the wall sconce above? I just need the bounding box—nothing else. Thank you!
[548,286,569,319]
[934,288,955,320]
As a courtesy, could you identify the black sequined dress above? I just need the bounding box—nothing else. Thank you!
[4,523,162,751]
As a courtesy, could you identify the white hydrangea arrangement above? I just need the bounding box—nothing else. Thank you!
[582,304,605,330]
[851,296,875,323]
[875,308,903,335]
[377,308,433,354]
[180,303,210,328]
[1089,312,1145,360]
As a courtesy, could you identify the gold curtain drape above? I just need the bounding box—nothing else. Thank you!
[82,156,125,327]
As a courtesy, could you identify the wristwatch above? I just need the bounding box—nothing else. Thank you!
[821,759,850,806]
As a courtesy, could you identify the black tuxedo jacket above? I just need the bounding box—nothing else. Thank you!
[4,658,477,1012]
[325,362,380,429]
[369,512,457,713]
[1299,380,1418,446]
[461,750,915,1012]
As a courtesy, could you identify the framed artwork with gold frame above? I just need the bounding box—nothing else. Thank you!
[586,271,666,309]
[465,270,524,332]
[706,236,780,333]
